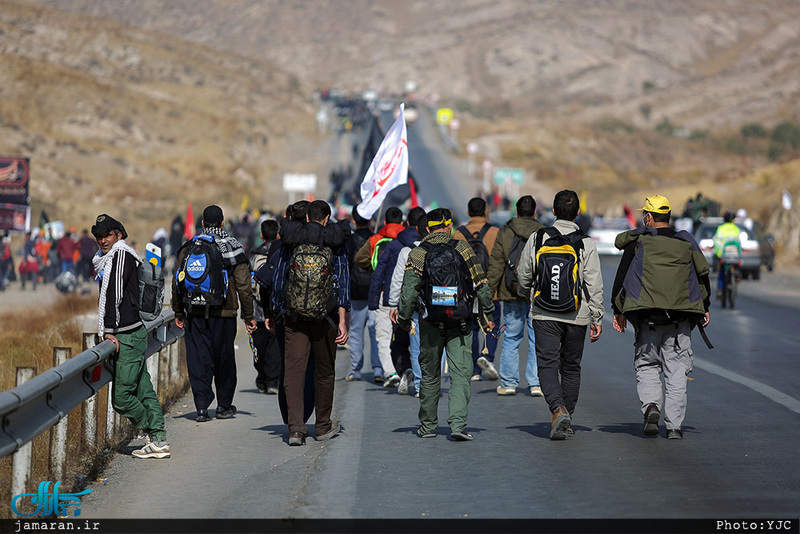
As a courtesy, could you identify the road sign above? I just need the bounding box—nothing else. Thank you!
[436,108,454,126]
[282,173,317,193]
[494,168,524,185]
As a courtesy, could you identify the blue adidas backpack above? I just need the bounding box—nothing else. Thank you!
[176,234,229,312]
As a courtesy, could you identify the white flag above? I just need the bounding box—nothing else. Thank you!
[357,103,409,220]
[782,189,793,211]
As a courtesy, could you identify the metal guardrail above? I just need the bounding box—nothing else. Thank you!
[0,310,184,458]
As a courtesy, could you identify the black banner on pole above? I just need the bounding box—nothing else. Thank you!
[0,157,31,206]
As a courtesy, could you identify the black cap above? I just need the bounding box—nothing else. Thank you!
[202,205,224,227]
[91,214,127,239]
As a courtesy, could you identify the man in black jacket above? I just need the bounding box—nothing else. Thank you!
[92,214,168,459]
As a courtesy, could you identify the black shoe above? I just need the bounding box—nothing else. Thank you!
[315,421,341,441]
[216,405,237,419]
[196,409,210,423]
[667,428,683,440]
[416,427,436,438]
[256,382,266,393]
[288,432,306,446]
[451,430,474,442]
[643,403,660,436]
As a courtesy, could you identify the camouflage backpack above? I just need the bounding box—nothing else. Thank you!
[285,243,336,322]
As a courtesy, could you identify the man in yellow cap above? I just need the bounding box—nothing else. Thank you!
[610,195,711,440]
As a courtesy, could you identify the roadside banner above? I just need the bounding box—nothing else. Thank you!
[0,157,31,231]
[357,103,408,220]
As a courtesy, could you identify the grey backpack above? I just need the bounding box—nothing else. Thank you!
[138,260,165,322]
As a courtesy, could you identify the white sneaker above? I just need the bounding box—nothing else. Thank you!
[477,356,499,381]
[397,369,413,395]
[470,374,481,382]
[132,441,170,459]
[496,385,517,396]
[529,386,544,397]
[383,373,401,388]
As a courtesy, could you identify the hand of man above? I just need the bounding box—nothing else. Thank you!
[702,312,710,327]
[244,319,257,334]
[104,334,120,352]
[264,317,275,332]
[485,320,496,334]
[174,317,185,330]
[590,323,602,343]
[335,320,349,345]
[612,314,626,333]
[389,308,399,324]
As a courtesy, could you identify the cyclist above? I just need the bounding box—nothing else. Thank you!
[712,211,743,300]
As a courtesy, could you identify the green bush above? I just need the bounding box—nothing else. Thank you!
[767,142,784,162]
[655,118,675,136]
[642,81,655,93]
[725,136,747,155]
[771,121,800,149]
[740,123,767,138]
[592,117,633,134]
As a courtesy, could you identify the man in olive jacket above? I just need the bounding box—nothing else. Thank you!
[611,195,710,440]
[487,195,544,397]
[172,205,257,423]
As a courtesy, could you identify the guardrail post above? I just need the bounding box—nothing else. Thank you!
[169,340,179,383]
[82,333,98,449]
[148,342,159,396]
[106,372,117,443]
[159,348,169,395]
[49,348,71,481]
[11,367,37,501]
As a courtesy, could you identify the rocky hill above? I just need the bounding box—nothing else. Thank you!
[0,0,319,238]
[27,0,800,128]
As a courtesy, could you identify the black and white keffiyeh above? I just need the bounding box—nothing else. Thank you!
[92,239,140,336]
[201,226,248,267]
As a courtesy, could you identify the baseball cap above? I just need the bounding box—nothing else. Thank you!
[638,195,671,214]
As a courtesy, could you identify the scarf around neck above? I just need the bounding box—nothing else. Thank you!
[93,239,140,336]
[201,226,248,267]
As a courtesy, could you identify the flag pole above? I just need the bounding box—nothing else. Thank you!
[374,203,384,229]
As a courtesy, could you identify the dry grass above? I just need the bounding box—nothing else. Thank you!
[0,295,189,518]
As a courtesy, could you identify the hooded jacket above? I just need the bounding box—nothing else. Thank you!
[487,216,545,301]
[369,226,419,309]
[354,222,405,270]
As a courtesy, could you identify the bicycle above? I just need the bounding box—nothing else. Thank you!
[718,241,742,309]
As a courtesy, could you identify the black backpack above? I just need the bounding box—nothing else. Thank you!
[347,229,373,300]
[175,234,229,312]
[457,224,491,274]
[420,240,474,325]
[504,233,527,296]
[532,228,587,313]
[285,243,337,322]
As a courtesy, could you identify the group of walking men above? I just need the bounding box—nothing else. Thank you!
[92,189,711,458]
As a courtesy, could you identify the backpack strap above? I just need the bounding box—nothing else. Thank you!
[476,223,491,241]
[457,226,472,241]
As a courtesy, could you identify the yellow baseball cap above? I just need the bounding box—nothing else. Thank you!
[638,195,671,214]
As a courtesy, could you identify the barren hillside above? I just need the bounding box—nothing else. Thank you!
[27,0,800,127]
[0,0,318,238]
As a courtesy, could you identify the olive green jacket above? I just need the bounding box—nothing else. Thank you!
[487,217,544,301]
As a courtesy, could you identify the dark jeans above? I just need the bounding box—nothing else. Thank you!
[533,320,588,414]
[391,323,411,375]
[471,305,502,374]
[184,316,238,412]
[252,323,281,390]
[284,318,337,436]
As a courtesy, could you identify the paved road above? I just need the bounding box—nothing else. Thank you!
[79,109,800,521]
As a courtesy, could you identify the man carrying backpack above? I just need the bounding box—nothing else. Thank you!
[91,214,168,459]
[517,190,604,441]
[354,206,405,384]
[270,200,350,446]
[172,205,257,423]
[397,208,496,441]
[487,195,544,397]
[454,197,500,382]
[249,219,281,394]
[370,206,426,393]
[611,195,711,440]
